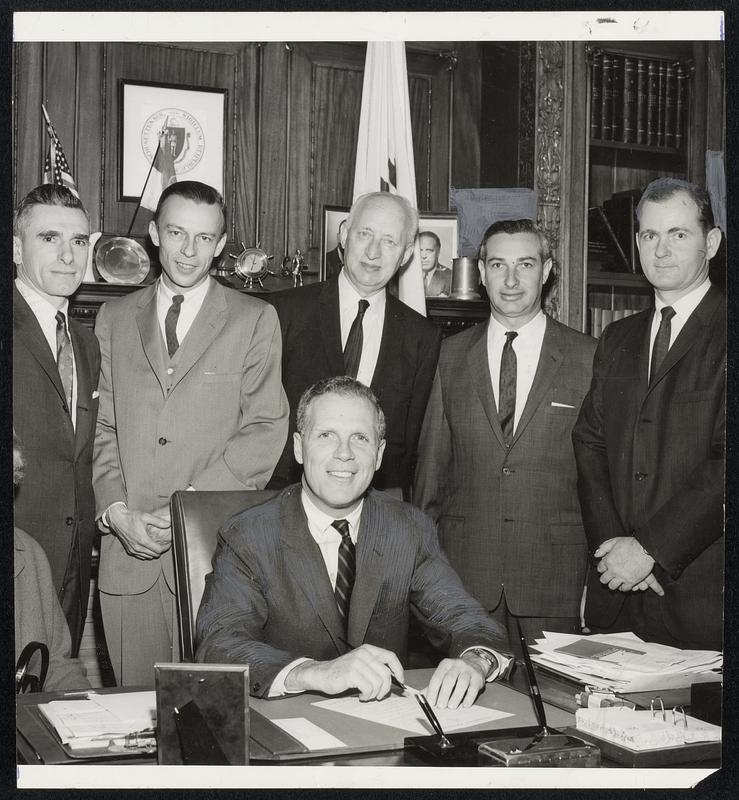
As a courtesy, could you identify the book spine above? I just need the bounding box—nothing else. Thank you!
[611,55,624,141]
[675,63,687,150]
[622,57,637,143]
[590,51,603,140]
[601,53,614,141]
[664,61,677,148]
[656,61,666,147]
[635,59,647,145]
[646,61,659,146]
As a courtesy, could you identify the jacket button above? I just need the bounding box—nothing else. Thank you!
[502,467,511,476]
[158,437,168,445]
[65,516,74,525]
[635,472,648,481]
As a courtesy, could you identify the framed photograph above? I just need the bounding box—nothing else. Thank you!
[321,205,350,281]
[417,212,459,297]
[119,79,227,202]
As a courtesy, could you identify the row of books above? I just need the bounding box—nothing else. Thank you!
[590,50,689,149]
[590,307,646,338]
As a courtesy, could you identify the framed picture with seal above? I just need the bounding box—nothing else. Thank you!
[119,79,227,205]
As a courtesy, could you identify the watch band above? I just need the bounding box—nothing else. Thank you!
[467,647,499,680]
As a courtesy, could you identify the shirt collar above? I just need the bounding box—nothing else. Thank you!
[489,309,546,340]
[15,277,70,319]
[654,279,711,319]
[338,268,387,310]
[157,276,212,306]
[300,483,364,537]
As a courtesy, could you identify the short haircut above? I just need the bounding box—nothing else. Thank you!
[14,184,88,238]
[636,177,716,234]
[419,231,441,249]
[346,192,419,246]
[478,218,551,264]
[153,180,227,236]
[296,376,386,441]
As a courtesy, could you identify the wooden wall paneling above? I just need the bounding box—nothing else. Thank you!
[408,72,433,210]
[232,43,258,252]
[102,43,238,242]
[75,43,105,232]
[450,44,482,194]
[13,42,45,203]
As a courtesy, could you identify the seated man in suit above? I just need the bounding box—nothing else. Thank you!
[268,192,441,495]
[197,377,511,708]
[419,231,452,296]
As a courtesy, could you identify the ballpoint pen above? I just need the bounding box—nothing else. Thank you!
[413,692,453,749]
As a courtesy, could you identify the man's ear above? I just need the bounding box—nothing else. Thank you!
[148,220,160,248]
[13,236,22,266]
[705,226,722,261]
[339,220,349,249]
[375,439,386,471]
[293,431,304,465]
[214,232,227,258]
[541,257,553,285]
[477,259,486,287]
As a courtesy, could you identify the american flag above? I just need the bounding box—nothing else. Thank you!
[42,104,79,198]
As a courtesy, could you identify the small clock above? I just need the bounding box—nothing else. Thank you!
[230,245,274,290]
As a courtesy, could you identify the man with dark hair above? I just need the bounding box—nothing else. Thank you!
[419,230,452,296]
[197,377,510,707]
[93,180,289,685]
[13,184,100,656]
[415,219,597,647]
[268,192,441,496]
[573,177,724,650]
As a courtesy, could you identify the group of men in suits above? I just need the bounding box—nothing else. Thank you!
[13,173,724,696]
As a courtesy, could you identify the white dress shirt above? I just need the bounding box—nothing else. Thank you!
[156,276,211,349]
[338,269,385,386]
[16,277,78,428]
[649,279,711,381]
[486,310,547,434]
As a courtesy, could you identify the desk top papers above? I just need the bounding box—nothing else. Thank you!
[531,632,722,693]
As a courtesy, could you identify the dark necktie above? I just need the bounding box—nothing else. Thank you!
[498,331,518,443]
[343,299,370,379]
[650,306,676,385]
[165,294,185,358]
[55,310,74,414]
[332,519,356,627]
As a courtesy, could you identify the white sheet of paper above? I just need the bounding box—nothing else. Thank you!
[313,694,513,736]
[272,717,347,751]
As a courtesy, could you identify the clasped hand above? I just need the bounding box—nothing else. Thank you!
[594,536,664,595]
[108,503,171,560]
[285,643,487,709]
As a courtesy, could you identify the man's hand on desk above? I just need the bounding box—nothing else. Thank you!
[108,504,172,560]
[424,654,486,710]
[283,643,404,701]
[594,536,663,595]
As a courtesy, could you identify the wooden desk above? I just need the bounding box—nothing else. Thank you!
[17,669,573,766]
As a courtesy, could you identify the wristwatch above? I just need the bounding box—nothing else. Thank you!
[466,648,499,680]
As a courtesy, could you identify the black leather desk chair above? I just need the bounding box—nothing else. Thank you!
[169,490,277,661]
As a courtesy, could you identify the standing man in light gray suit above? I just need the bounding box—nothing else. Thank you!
[197,377,511,707]
[414,219,597,645]
[93,181,288,686]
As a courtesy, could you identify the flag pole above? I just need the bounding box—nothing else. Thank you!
[126,120,168,237]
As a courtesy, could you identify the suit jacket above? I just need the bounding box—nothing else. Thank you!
[424,265,452,297]
[414,315,597,617]
[13,286,100,652]
[93,278,289,595]
[195,486,509,697]
[572,286,725,649]
[267,276,441,490]
[15,528,90,692]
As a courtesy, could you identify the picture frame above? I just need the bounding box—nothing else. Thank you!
[119,79,227,202]
[417,212,459,297]
[321,204,350,281]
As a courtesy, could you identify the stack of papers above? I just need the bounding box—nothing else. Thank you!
[38,691,157,752]
[531,632,722,693]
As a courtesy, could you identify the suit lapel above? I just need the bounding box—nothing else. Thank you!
[168,279,227,393]
[13,287,69,407]
[372,294,400,391]
[467,321,506,448]
[318,278,346,377]
[281,490,346,653]
[70,322,93,456]
[511,317,564,444]
[135,283,167,397]
[347,493,386,647]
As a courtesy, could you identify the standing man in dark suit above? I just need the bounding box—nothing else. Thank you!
[415,219,597,645]
[93,181,288,686]
[13,184,100,656]
[268,192,441,495]
[419,231,452,297]
[573,178,724,651]
[197,376,510,707]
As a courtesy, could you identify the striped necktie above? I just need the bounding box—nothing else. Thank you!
[55,310,74,415]
[165,294,185,357]
[498,330,518,444]
[332,518,356,627]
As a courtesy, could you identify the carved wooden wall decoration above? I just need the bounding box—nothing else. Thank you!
[517,42,536,189]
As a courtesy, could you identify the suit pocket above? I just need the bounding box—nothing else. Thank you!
[544,403,578,416]
[201,372,241,384]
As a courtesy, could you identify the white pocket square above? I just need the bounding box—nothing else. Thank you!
[92,390,99,400]
[551,401,575,408]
